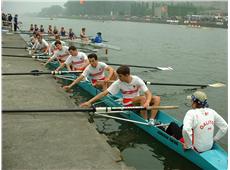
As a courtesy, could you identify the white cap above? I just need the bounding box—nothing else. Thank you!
[187,91,208,107]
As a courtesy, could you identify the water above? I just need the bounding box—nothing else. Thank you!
[20,16,227,170]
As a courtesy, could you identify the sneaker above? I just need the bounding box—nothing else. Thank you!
[148,119,156,126]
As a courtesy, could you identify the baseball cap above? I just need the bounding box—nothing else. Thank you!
[187,91,208,107]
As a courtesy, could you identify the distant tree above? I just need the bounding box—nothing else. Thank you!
[38,5,64,17]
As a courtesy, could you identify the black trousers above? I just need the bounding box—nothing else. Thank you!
[166,122,183,140]
[14,24,17,31]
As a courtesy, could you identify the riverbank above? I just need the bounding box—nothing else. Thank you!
[59,15,227,29]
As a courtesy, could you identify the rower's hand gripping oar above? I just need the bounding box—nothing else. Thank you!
[144,81,226,88]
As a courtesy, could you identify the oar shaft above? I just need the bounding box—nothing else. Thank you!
[2,46,27,49]
[106,62,161,70]
[2,70,82,76]
[3,54,49,58]
[2,54,31,58]
[3,105,177,114]
[97,106,178,112]
[2,72,51,75]
[145,81,207,87]
[3,108,95,114]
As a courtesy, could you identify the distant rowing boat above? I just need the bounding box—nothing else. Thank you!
[46,61,227,170]
[66,39,121,51]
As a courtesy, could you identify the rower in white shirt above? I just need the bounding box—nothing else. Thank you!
[182,91,228,152]
[44,40,70,66]
[55,46,89,72]
[80,65,161,125]
[32,33,50,54]
[63,53,116,91]
[50,35,66,54]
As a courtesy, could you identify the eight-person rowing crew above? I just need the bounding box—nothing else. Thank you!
[49,49,228,153]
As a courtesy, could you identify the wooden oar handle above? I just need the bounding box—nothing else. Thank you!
[147,106,178,110]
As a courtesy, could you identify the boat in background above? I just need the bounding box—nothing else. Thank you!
[66,39,121,51]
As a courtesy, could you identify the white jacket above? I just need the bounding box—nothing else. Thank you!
[182,108,227,152]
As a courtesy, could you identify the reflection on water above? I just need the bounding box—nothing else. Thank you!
[93,115,200,170]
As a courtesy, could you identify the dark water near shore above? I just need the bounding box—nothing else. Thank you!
[20,17,227,170]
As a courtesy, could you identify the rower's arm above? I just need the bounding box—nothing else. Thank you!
[144,90,152,106]
[213,112,228,141]
[43,44,50,54]
[105,66,114,80]
[68,74,85,89]
[55,63,66,71]
[66,64,72,71]
[82,59,89,69]
[44,54,55,66]
[87,90,109,105]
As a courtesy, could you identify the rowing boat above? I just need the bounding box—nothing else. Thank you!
[46,61,227,170]
[66,39,121,51]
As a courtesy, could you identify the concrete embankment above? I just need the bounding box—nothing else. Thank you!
[2,32,133,170]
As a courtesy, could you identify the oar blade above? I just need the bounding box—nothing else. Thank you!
[208,83,226,88]
[156,66,174,71]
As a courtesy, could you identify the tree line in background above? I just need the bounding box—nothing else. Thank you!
[37,1,226,18]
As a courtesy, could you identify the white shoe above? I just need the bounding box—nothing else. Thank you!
[148,119,155,126]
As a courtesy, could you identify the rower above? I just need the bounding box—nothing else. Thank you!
[80,27,89,41]
[68,28,76,40]
[44,40,70,66]
[55,46,88,72]
[63,53,116,91]
[39,25,45,33]
[53,26,59,36]
[27,31,37,47]
[34,24,39,32]
[91,32,102,43]
[60,27,66,37]
[50,35,66,54]
[47,25,52,35]
[31,33,50,54]
[80,65,161,125]
[29,24,34,32]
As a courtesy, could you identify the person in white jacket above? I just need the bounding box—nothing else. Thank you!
[182,91,228,152]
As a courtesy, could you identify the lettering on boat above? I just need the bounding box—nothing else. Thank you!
[157,130,179,146]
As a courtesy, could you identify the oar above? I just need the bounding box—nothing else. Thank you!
[144,81,226,88]
[94,112,170,127]
[2,54,49,59]
[2,70,82,76]
[2,105,178,115]
[106,62,173,71]
[2,46,28,49]
[13,32,49,36]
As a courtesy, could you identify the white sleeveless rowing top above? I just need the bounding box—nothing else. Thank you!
[82,62,108,80]
[107,75,148,99]
[65,52,87,70]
